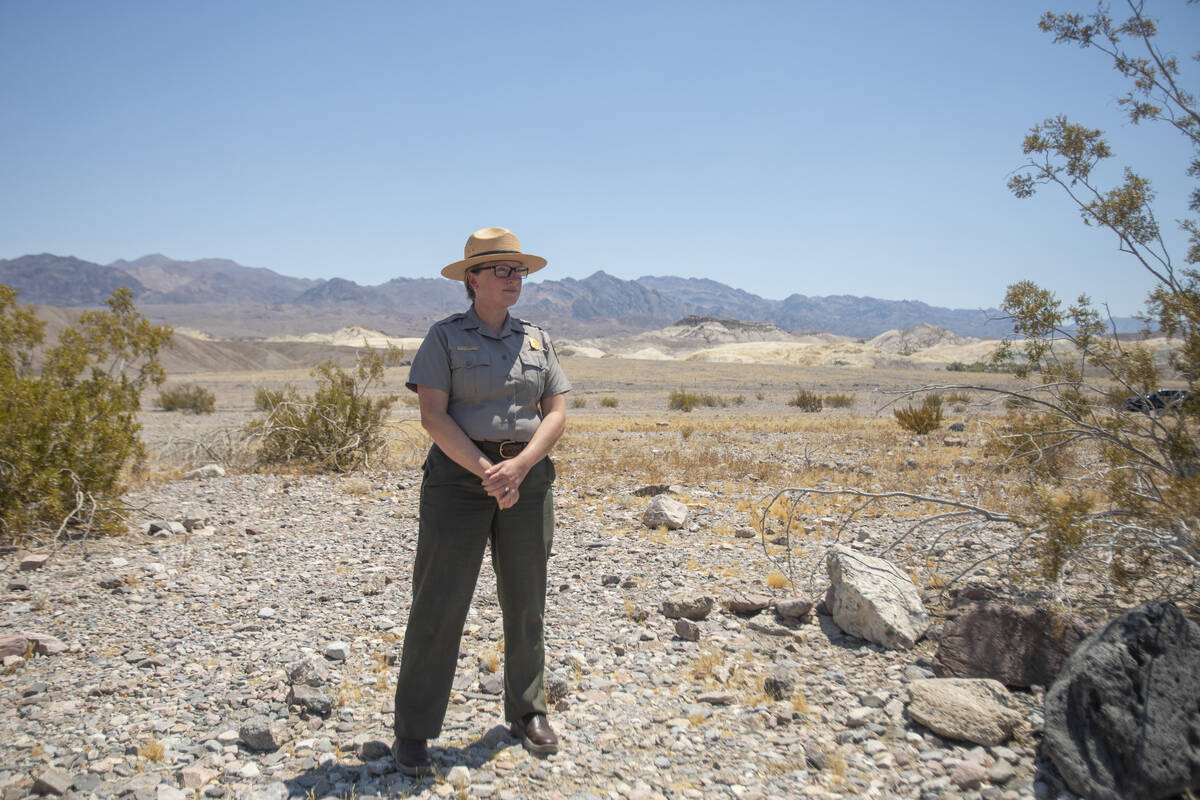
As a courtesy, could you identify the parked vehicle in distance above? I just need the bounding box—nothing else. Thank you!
[1123,389,1189,412]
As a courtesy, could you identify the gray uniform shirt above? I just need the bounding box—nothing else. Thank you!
[406,307,572,442]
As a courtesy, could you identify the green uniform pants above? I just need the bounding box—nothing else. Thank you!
[394,444,555,740]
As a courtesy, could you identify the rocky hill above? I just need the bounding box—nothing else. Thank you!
[0,251,1140,340]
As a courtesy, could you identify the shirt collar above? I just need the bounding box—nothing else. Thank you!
[463,306,524,339]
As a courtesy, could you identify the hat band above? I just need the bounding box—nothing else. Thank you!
[468,249,522,259]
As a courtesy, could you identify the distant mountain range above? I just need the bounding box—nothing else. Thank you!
[0,252,1127,339]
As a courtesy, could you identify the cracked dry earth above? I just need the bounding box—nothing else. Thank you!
[2,419,1061,800]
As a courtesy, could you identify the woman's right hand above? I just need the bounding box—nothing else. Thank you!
[489,479,519,510]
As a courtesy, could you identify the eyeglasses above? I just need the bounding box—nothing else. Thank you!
[470,264,529,279]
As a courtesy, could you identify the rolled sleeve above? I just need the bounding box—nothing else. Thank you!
[406,327,451,393]
[541,336,572,399]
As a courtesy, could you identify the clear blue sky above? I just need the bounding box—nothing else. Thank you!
[2,1,1197,316]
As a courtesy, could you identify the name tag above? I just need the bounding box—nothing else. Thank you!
[456,345,479,351]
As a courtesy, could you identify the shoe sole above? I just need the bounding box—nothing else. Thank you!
[395,762,434,777]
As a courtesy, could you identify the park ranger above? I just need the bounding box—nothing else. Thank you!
[392,227,571,775]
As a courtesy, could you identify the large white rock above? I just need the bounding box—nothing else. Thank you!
[907,678,1025,746]
[642,495,688,529]
[826,545,930,649]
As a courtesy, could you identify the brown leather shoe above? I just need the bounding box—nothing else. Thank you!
[511,713,559,755]
[391,737,433,776]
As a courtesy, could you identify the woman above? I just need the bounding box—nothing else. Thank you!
[392,227,571,775]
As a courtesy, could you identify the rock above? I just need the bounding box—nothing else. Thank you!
[722,593,771,615]
[674,619,700,641]
[662,592,712,620]
[32,768,72,796]
[446,766,470,790]
[932,601,1092,687]
[178,767,217,789]
[1043,600,1200,800]
[287,684,333,716]
[826,546,930,649]
[9,576,31,591]
[943,436,968,447]
[147,520,187,535]
[632,484,674,497]
[324,641,351,661]
[361,740,390,760]
[239,717,284,751]
[907,678,1024,746]
[764,663,798,701]
[287,656,331,687]
[951,760,987,790]
[0,633,28,658]
[948,422,966,432]
[25,632,68,655]
[183,464,226,479]
[20,553,50,571]
[697,692,735,705]
[642,495,688,529]
[545,671,569,704]
[257,607,276,619]
[775,597,813,619]
[479,672,504,695]
[734,527,757,538]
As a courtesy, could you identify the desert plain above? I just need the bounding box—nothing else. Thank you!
[2,327,1187,800]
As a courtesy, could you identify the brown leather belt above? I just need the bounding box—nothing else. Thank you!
[473,439,527,461]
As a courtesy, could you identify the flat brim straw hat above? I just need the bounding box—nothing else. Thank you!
[440,226,548,280]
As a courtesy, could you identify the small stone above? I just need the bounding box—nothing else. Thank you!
[178,766,218,789]
[287,684,333,716]
[32,768,72,796]
[446,766,470,789]
[775,597,813,619]
[239,717,283,751]
[183,464,226,479]
[19,553,49,571]
[952,760,988,790]
[324,641,351,661]
[674,619,700,641]
[661,592,713,620]
[257,607,276,619]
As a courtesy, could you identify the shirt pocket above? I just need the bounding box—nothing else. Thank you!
[449,348,492,401]
[515,349,548,399]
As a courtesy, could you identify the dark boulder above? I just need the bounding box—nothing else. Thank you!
[932,601,1092,687]
[1044,600,1200,800]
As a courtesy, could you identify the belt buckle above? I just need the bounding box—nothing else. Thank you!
[498,440,519,459]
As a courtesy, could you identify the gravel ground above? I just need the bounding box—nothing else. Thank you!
[2,449,1072,800]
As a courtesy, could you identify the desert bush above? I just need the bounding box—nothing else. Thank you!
[945,391,972,404]
[246,345,403,472]
[599,396,619,408]
[893,394,943,434]
[947,360,1016,373]
[787,390,823,412]
[155,384,215,414]
[823,392,855,408]
[668,388,722,412]
[0,287,172,544]
[571,395,587,409]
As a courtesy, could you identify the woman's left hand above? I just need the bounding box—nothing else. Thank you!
[482,459,530,507]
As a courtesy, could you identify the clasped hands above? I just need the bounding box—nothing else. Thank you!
[482,459,529,510]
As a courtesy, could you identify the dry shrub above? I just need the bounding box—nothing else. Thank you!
[894,394,943,434]
[248,345,403,472]
[155,384,215,414]
[823,393,855,408]
[787,389,823,412]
